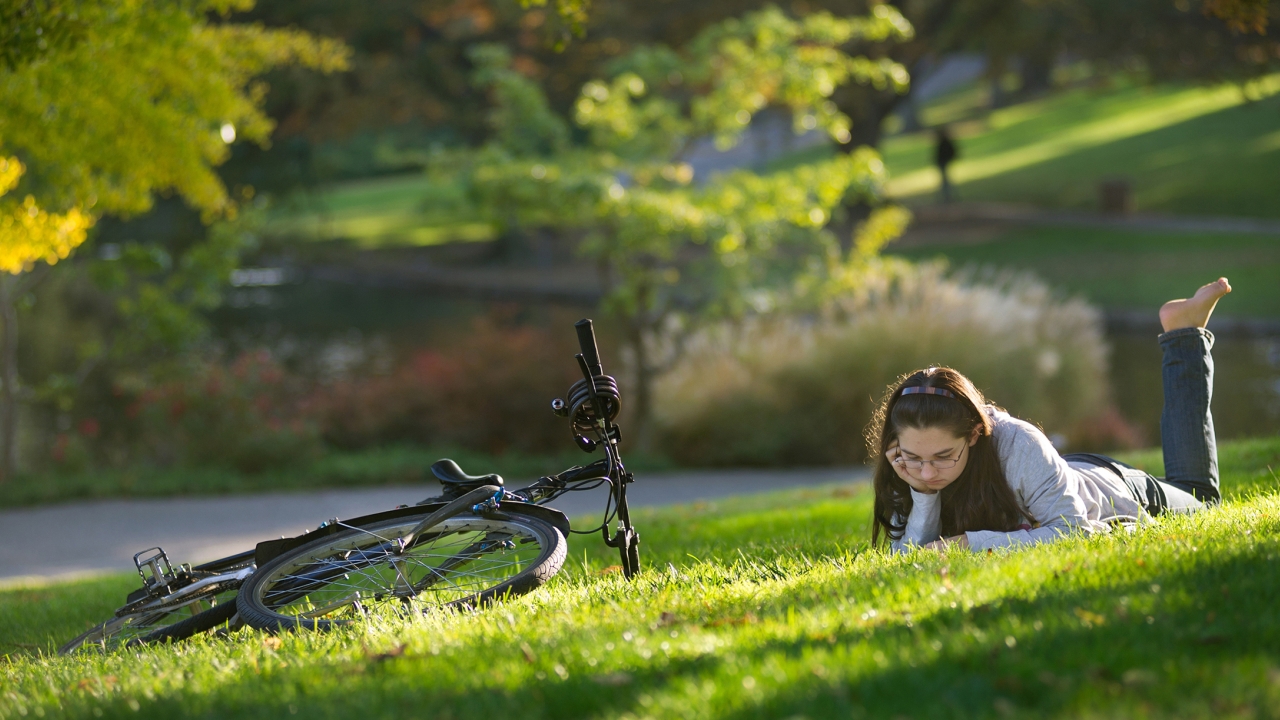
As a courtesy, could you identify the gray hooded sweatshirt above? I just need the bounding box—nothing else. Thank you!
[891,407,1146,553]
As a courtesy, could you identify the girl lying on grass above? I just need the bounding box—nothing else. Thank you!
[869,278,1232,552]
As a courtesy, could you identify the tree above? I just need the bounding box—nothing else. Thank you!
[0,0,349,482]
[1203,0,1272,34]
[443,6,914,446]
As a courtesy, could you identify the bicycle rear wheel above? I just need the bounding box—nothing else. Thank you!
[237,512,566,632]
[58,585,241,654]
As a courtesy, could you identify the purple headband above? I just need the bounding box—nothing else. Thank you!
[900,386,956,399]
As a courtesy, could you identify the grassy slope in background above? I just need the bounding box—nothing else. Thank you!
[263,75,1280,250]
[3,435,1278,719]
[886,227,1280,318]
[881,75,1280,217]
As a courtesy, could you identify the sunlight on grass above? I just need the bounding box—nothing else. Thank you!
[883,75,1280,217]
[4,436,1277,719]
[264,173,497,247]
[886,225,1280,317]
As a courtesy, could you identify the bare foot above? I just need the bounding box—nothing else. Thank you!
[1159,278,1232,332]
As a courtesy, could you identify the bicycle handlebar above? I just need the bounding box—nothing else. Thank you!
[575,319,603,377]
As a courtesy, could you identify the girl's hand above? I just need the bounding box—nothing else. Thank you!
[924,534,969,551]
[886,441,937,494]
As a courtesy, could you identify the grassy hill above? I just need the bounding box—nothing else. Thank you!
[4,435,1278,719]
[885,225,1280,318]
[262,173,495,248]
[881,75,1280,217]
[262,75,1280,250]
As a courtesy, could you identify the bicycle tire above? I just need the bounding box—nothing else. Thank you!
[237,511,567,632]
[134,596,240,646]
[58,586,241,654]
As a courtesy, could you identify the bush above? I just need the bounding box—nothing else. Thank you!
[130,351,324,473]
[655,264,1121,466]
[313,316,584,455]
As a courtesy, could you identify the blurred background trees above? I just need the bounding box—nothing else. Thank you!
[448,6,914,445]
[0,0,347,482]
[1,0,1277,496]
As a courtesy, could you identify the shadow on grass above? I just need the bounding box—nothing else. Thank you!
[66,517,1280,720]
[715,552,1280,719]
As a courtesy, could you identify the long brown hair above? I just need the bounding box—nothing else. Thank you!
[866,367,1032,548]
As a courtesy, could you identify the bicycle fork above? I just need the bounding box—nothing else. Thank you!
[604,470,640,579]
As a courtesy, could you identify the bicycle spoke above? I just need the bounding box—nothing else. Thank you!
[250,516,555,621]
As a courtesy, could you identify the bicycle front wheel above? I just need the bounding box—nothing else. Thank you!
[237,512,566,632]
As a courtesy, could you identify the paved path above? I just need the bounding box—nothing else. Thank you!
[0,467,867,586]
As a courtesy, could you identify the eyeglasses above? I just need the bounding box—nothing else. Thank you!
[893,442,967,470]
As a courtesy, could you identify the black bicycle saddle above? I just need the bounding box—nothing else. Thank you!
[430,459,503,488]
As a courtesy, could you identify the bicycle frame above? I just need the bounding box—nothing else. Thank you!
[252,318,641,581]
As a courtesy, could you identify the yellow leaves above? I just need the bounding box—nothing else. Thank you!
[0,158,22,196]
[717,235,742,254]
[0,158,95,275]
[851,206,912,261]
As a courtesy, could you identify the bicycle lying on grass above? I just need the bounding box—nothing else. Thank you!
[60,319,639,652]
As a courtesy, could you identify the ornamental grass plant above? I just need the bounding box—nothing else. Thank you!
[655,264,1116,466]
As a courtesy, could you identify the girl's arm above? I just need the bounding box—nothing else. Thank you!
[890,490,943,553]
[964,423,1098,551]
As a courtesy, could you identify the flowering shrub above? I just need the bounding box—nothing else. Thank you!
[129,351,322,473]
[313,317,585,455]
[44,316,594,475]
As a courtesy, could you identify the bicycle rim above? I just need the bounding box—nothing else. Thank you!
[238,513,565,631]
[59,586,240,654]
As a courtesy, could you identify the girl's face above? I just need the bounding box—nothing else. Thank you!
[894,426,977,492]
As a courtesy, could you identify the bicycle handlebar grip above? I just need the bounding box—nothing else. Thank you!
[575,319,603,376]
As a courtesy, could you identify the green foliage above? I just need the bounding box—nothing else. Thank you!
[0,0,347,479]
[655,264,1113,466]
[0,0,349,219]
[448,7,914,405]
[3,436,1279,718]
[0,0,95,70]
[89,215,259,360]
[468,44,571,158]
[574,6,911,154]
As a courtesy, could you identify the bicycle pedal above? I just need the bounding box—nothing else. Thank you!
[132,547,184,595]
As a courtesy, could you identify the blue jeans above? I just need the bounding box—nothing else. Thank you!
[1066,327,1219,515]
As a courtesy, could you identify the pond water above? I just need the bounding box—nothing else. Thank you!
[213,278,1280,449]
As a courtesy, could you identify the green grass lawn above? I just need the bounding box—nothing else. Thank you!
[880,75,1280,217]
[886,225,1280,317]
[4,436,1279,719]
[263,173,495,247]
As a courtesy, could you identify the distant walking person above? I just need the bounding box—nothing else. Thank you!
[934,126,958,204]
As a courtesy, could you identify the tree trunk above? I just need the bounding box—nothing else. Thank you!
[0,274,18,484]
